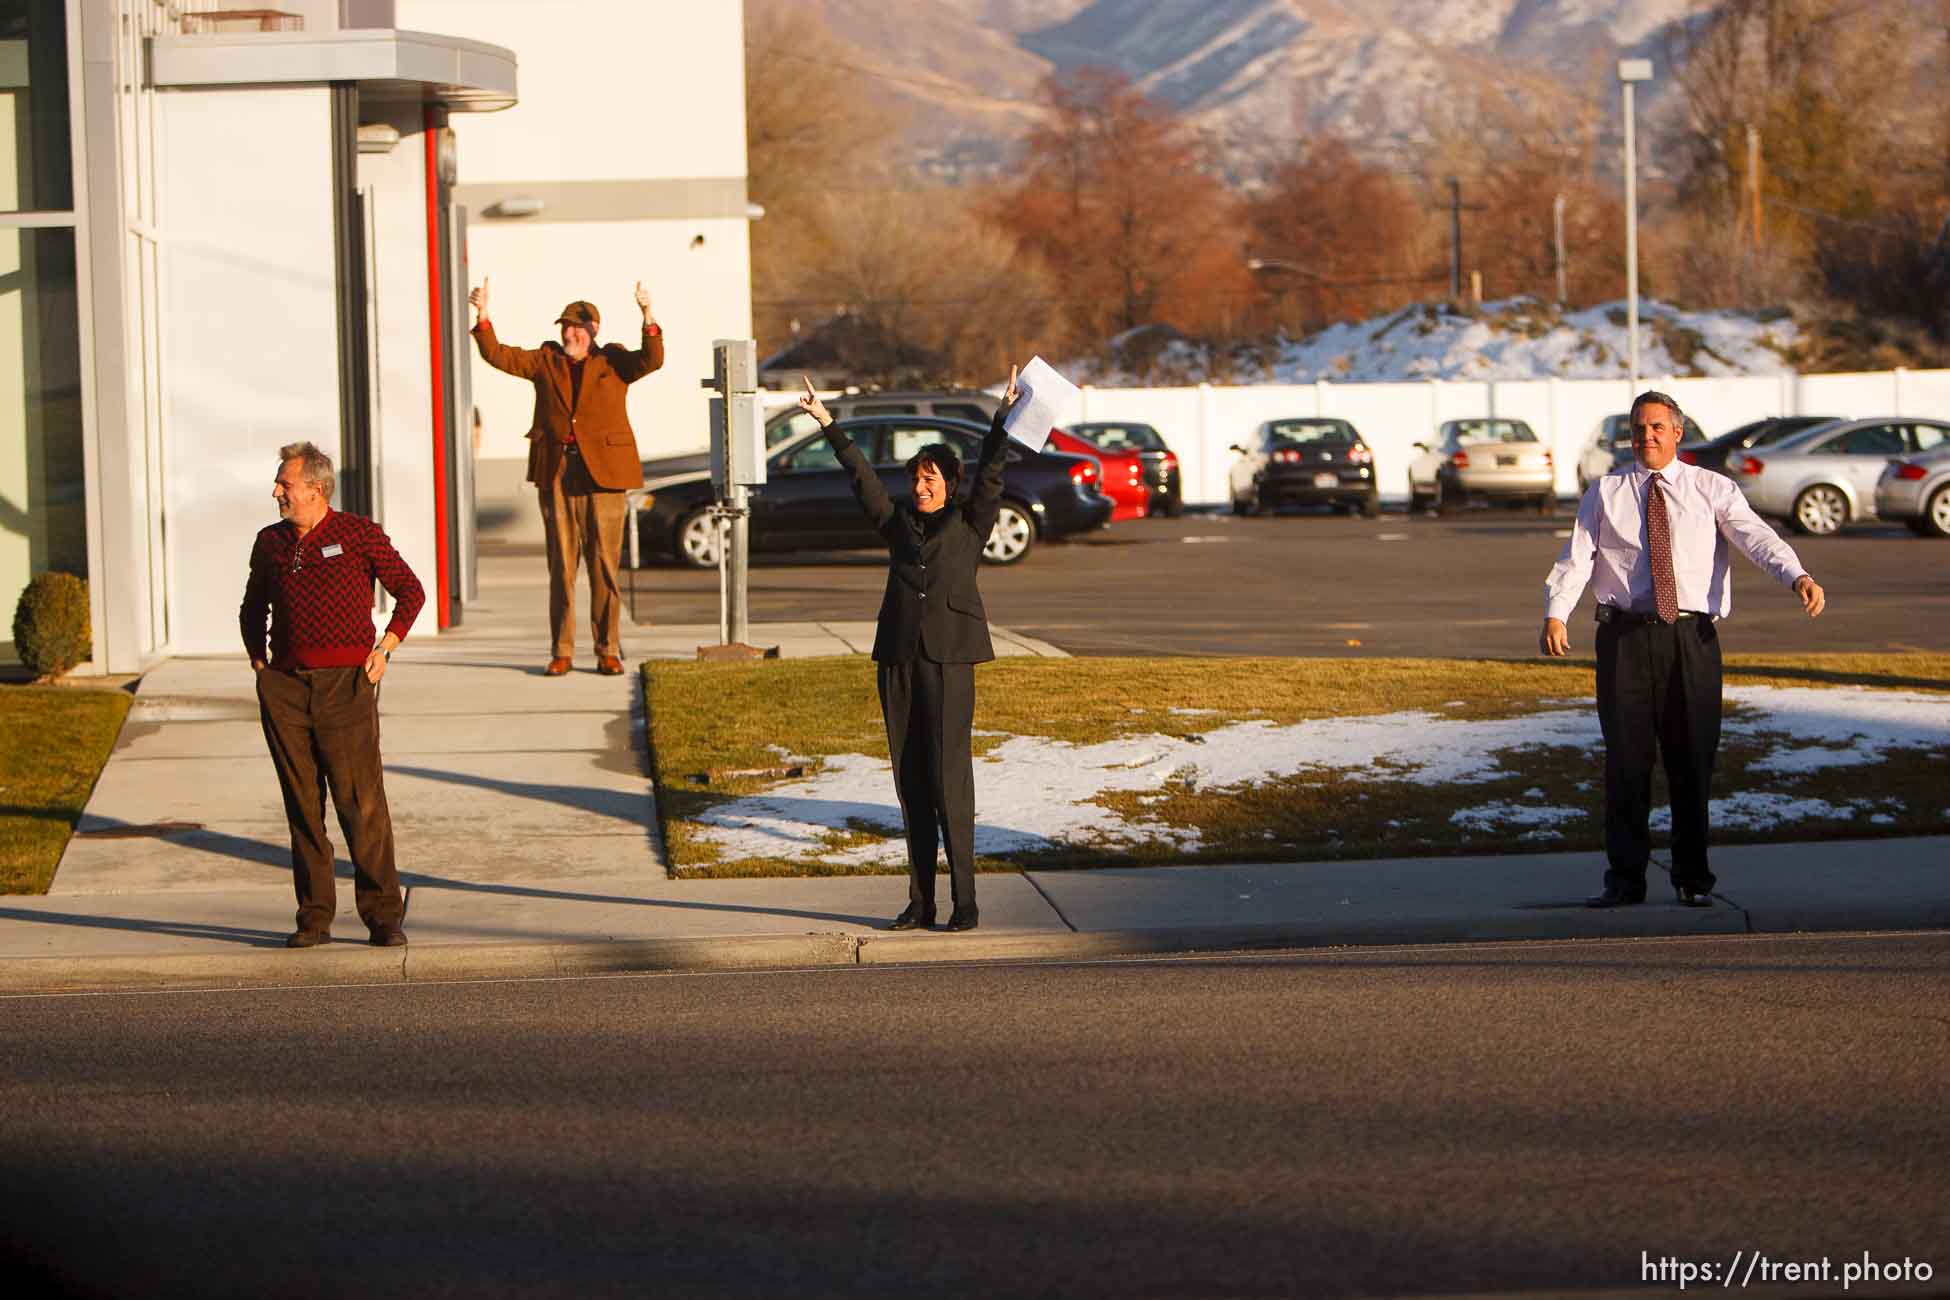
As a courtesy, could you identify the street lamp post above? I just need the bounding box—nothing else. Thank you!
[1618,58,1653,391]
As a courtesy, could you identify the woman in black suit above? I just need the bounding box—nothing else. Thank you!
[796,370,1021,932]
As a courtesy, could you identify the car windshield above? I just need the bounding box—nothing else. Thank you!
[1752,417,1839,447]
[1268,420,1357,447]
[881,424,981,467]
[766,409,822,448]
[1077,423,1167,452]
[1451,420,1537,444]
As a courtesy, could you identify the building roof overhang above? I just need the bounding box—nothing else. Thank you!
[149,28,517,111]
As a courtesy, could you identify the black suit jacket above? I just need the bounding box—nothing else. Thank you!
[827,412,1009,664]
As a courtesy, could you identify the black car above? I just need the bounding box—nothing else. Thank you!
[639,390,1003,482]
[1227,418,1380,517]
[1686,414,1846,477]
[1069,420,1183,516]
[633,414,1112,568]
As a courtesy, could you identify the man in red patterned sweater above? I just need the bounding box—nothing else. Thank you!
[240,442,425,948]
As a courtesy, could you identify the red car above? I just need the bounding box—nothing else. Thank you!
[1045,426,1150,521]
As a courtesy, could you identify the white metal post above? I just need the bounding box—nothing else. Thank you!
[1624,80,1638,390]
[1552,192,1567,305]
[1618,59,1653,393]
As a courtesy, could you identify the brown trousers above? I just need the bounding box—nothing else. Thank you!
[539,449,628,659]
[256,665,402,934]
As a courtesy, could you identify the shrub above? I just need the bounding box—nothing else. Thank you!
[12,572,91,679]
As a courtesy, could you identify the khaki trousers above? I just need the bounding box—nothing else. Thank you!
[539,450,628,659]
[255,665,402,934]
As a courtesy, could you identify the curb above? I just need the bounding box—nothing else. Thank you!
[14,900,1922,995]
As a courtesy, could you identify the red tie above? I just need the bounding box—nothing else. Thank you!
[1647,475,1679,623]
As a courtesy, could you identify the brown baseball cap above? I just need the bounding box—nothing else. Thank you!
[555,300,600,330]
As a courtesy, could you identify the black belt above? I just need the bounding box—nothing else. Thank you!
[1597,605,1701,627]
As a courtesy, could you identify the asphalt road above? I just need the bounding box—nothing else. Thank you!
[616,508,1950,658]
[4,933,1946,1299]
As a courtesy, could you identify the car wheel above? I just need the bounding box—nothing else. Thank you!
[672,508,722,568]
[1535,492,1556,516]
[1436,481,1461,517]
[1922,484,1950,538]
[1409,487,1431,513]
[1359,489,1381,519]
[1164,488,1185,518]
[982,502,1035,564]
[1791,484,1848,536]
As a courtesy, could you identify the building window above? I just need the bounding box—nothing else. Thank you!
[1,1,83,664]
[1,0,74,214]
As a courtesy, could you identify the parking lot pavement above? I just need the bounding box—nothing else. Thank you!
[614,509,1950,658]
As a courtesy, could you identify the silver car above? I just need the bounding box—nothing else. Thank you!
[1576,411,1706,491]
[1731,417,1950,536]
[1875,445,1950,538]
[1408,418,1555,514]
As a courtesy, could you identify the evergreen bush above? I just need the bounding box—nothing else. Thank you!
[12,572,91,679]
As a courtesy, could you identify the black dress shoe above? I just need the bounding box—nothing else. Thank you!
[369,923,408,947]
[1675,886,1713,908]
[286,928,331,948]
[945,906,979,932]
[1586,888,1646,909]
[888,906,935,931]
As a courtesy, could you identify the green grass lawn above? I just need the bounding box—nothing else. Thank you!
[644,653,1950,878]
[0,687,132,894]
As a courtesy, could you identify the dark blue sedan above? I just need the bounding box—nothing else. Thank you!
[632,415,1113,568]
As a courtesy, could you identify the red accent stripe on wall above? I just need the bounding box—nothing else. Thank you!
[423,109,452,629]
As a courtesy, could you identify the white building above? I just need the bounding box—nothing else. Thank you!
[2,0,752,673]
[399,1,755,541]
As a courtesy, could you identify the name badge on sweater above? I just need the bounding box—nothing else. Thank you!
[320,544,344,558]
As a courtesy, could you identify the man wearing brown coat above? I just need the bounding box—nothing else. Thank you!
[469,278,664,675]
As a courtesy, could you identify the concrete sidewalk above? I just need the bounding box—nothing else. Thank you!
[4,552,1943,993]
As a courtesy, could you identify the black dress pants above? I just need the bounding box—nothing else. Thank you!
[1595,614,1722,896]
[877,657,977,913]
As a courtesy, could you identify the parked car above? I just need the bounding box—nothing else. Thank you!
[1069,421,1183,516]
[640,389,1004,481]
[1732,417,1950,535]
[1227,418,1379,517]
[1045,426,1149,521]
[1874,445,1950,538]
[634,414,1112,568]
[1409,418,1555,514]
[1687,414,1844,478]
[1575,411,1707,491]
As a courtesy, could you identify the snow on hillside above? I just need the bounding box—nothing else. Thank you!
[1070,298,1804,386]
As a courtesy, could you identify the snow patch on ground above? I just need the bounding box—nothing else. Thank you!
[690,687,1950,866]
[1726,685,1949,772]
[1450,802,1584,834]
[1069,298,1802,385]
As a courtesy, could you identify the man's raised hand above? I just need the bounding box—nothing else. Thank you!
[634,281,653,319]
[797,375,833,428]
[468,277,489,324]
[1539,617,1571,657]
[1003,365,1021,406]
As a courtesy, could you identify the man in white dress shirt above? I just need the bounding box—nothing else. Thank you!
[1541,391,1826,908]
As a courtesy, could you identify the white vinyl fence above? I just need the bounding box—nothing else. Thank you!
[1073,368,1950,506]
[764,367,1950,507]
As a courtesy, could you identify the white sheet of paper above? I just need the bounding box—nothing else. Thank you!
[1001,356,1080,452]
